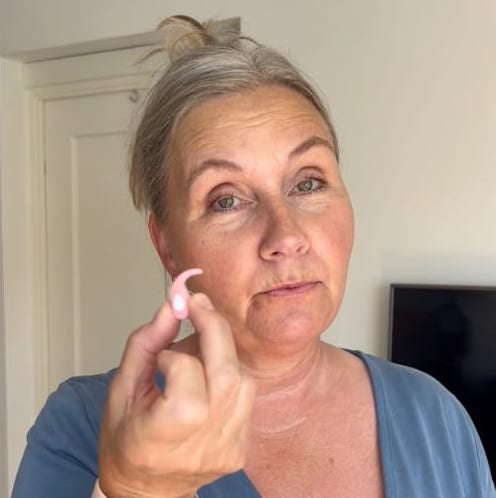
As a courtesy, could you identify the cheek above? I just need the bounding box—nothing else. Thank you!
[337,211,354,258]
[187,234,235,268]
[336,198,354,244]
[318,206,354,257]
[180,232,252,305]
[312,207,354,292]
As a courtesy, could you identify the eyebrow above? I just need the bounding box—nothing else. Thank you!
[289,135,335,159]
[186,135,335,188]
[186,159,243,188]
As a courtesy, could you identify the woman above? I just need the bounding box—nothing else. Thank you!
[12,16,495,498]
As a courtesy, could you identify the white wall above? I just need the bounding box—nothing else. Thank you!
[2,0,496,489]
[325,0,496,354]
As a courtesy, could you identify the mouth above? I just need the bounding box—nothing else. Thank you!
[264,281,318,298]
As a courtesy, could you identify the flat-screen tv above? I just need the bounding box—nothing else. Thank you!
[388,284,496,480]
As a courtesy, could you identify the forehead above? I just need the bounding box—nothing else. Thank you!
[171,85,331,166]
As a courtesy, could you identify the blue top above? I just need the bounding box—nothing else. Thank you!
[12,351,496,497]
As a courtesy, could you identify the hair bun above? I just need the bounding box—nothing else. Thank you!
[154,15,242,62]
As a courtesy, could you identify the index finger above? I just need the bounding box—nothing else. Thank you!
[114,300,180,398]
[187,293,241,391]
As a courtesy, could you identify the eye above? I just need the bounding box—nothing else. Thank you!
[293,176,327,194]
[210,193,241,212]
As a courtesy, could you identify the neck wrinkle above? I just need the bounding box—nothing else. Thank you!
[246,343,344,436]
[240,339,325,395]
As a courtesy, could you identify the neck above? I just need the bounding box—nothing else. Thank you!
[239,341,340,435]
[239,340,323,392]
[173,334,343,435]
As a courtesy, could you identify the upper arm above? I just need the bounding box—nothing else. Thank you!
[11,379,102,498]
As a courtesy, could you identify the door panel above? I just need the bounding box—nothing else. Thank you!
[45,91,165,390]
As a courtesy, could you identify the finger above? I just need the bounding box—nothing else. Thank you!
[150,350,209,426]
[114,300,180,399]
[229,373,256,426]
[212,375,256,469]
[187,293,241,399]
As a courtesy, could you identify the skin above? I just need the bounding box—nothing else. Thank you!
[151,84,354,371]
[98,85,383,498]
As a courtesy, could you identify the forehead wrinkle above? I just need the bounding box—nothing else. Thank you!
[183,91,323,145]
[185,109,326,161]
[171,88,333,187]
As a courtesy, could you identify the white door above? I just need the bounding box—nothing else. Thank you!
[44,89,166,390]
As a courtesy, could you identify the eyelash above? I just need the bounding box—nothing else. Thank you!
[209,191,242,213]
[208,174,328,214]
[293,174,328,194]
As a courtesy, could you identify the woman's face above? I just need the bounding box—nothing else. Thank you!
[154,85,354,356]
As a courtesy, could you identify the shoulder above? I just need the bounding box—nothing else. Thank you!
[355,352,495,497]
[358,351,474,432]
[25,370,117,466]
[12,370,117,498]
[358,351,453,401]
[30,369,117,444]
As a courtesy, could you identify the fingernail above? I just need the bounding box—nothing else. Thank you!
[195,293,214,310]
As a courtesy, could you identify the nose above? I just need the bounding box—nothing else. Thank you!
[259,201,310,261]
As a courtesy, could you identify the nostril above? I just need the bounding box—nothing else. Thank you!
[260,225,310,260]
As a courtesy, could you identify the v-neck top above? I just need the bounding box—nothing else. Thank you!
[12,351,495,497]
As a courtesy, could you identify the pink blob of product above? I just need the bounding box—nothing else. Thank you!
[169,268,203,320]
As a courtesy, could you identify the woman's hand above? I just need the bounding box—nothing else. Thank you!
[98,293,256,498]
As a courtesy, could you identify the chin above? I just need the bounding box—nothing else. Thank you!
[247,306,330,347]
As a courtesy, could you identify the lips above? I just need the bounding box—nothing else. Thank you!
[265,281,318,298]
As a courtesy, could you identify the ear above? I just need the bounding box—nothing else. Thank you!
[148,214,179,277]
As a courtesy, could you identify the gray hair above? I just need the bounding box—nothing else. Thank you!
[129,16,339,223]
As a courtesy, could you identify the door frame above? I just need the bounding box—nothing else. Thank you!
[3,47,154,494]
[26,47,155,406]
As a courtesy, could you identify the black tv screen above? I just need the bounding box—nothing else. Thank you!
[388,284,496,480]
